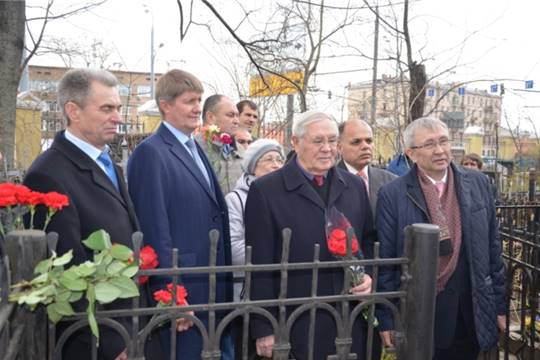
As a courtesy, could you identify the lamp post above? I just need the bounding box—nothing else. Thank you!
[143,4,159,99]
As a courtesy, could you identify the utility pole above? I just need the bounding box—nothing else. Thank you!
[370,4,380,125]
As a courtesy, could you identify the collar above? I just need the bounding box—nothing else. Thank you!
[344,161,368,178]
[295,156,328,181]
[163,121,193,146]
[64,128,104,162]
[424,169,448,185]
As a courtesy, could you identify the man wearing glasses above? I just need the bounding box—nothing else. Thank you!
[376,117,506,359]
[245,111,376,359]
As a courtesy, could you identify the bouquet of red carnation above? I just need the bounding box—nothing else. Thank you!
[0,182,69,236]
[325,206,365,287]
[153,283,188,306]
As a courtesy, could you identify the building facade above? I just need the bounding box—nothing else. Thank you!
[347,75,502,160]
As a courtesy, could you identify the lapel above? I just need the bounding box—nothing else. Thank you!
[157,125,218,205]
[116,166,140,229]
[367,165,376,202]
[327,167,347,208]
[53,132,128,207]
[405,165,429,218]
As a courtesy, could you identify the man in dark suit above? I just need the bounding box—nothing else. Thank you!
[376,117,506,359]
[23,68,150,360]
[245,111,377,360]
[128,69,234,360]
[338,119,396,217]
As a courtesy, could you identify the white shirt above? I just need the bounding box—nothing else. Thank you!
[344,161,369,183]
[64,129,109,174]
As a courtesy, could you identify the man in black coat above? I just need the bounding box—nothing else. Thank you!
[24,68,159,360]
[245,111,377,360]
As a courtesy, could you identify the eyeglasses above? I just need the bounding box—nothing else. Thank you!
[258,156,284,165]
[410,137,451,151]
[236,139,253,145]
[306,137,339,149]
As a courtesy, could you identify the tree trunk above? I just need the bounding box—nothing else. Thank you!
[0,1,25,170]
[409,62,426,122]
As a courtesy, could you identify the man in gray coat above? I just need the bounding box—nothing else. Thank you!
[338,119,396,216]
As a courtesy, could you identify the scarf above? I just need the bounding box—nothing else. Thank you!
[418,166,462,293]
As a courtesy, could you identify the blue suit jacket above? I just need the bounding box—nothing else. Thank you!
[128,124,233,358]
[376,163,505,350]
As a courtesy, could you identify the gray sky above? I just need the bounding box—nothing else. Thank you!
[27,0,540,129]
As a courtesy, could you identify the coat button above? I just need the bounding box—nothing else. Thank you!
[212,215,219,222]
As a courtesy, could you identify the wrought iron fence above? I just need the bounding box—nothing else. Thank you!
[0,224,440,360]
[496,203,540,360]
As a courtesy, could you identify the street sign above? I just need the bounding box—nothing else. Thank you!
[249,71,304,97]
[525,80,534,89]
[458,87,465,96]
[490,84,498,93]
[427,88,435,96]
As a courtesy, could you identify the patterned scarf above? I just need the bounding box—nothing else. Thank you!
[418,166,462,293]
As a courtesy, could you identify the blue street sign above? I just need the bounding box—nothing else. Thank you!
[525,80,534,89]
[427,88,435,96]
[490,84,498,93]
[458,87,465,96]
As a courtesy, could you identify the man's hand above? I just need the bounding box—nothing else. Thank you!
[497,315,507,332]
[379,331,394,348]
[349,274,372,295]
[256,335,275,358]
[114,349,127,360]
[176,300,195,332]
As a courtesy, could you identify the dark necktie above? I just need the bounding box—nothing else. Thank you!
[313,175,324,186]
[186,139,211,187]
[98,151,119,191]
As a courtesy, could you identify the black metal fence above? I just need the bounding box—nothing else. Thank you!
[0,224,440,360]
[496,203,540,360]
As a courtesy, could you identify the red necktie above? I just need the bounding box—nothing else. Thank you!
[357,169,369,192]
[313,175,324,186]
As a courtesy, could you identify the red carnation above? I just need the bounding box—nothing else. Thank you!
[138,245,159,284]
[43,192,69,210]
[153,289,172,304]
[0,183,19,207]
[327,228,359,257]
[219,133,232,145]
[166,284,188,306]
[153,284,188,306]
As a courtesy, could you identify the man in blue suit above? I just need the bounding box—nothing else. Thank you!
[376,117,506,359]
[128,69,234,359]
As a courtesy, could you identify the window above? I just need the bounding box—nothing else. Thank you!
[118,84,130,96]
[137,85,151,97]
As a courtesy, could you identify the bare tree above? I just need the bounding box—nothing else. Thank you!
[0,0,106,170]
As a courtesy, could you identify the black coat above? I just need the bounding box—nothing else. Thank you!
[24,131,160,360]
[245,157,377,360]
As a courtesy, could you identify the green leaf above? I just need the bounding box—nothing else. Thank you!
[57,290,72,302]
[106,260,126,275]
[109,276,139,299]
[82,230,112,251]
[58,270,87,291]
[110,244,133,261]
[69,291,83,302]
[121,265,138,278]
[47,303,62,323]
[73,261,96,277]
[23,292,47,305]
[30,273,49,285]
[87,308,99,340]
[52,251,73,267]
[86,283,95,304]
[34,258,52,274]
[33,284,55,298]
[55,300,75,316]
[94,282,121,304]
